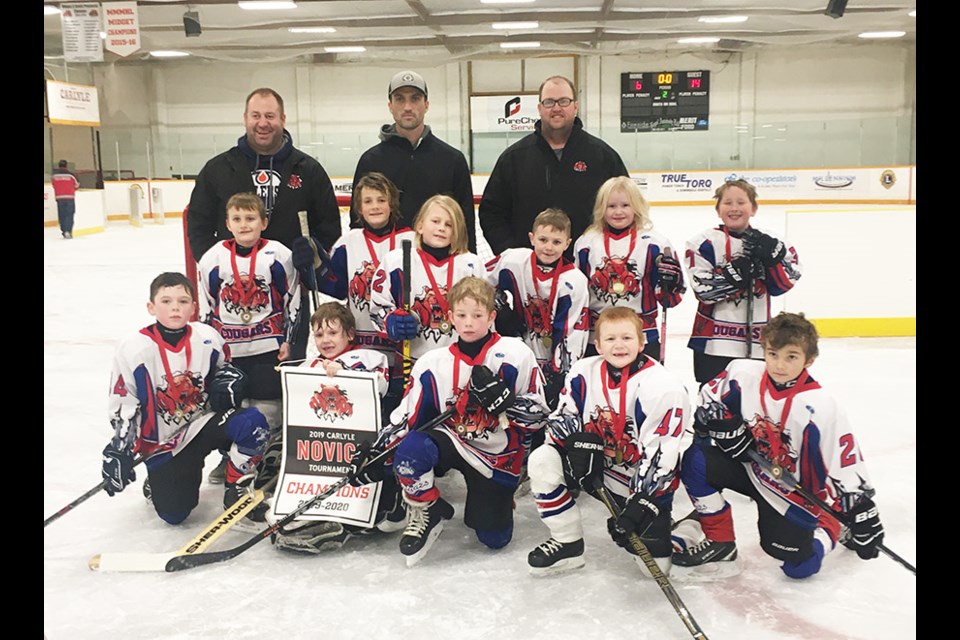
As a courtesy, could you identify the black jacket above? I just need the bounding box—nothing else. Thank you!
[478,118,629,256]
[187,130,341,260]
[351,124,476,252]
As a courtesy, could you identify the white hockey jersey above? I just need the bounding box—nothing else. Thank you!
[384,334,547,487]
[546,354,690,500]
[574,226,684,344]
[197,239,301,359]
[107,322,227,462]
[369,247,486,361]
[701,359,875,531]
[318,226,417,366]
[685,225,801,359]
[486,248,590,374]
[297,347,390,398]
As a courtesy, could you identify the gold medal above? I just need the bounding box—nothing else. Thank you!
[612,282,625,295]
[542,335,552,350]
[240,311,253,324]
[439,321,452,334]
[615,447,624,465]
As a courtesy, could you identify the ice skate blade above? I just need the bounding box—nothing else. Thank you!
[402,522,445,567]
[670,559,742,582]
[528,555,586,577]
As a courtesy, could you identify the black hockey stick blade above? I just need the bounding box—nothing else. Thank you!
[745,449,915,575]
[165,406,457,572]
[594,484,709,639]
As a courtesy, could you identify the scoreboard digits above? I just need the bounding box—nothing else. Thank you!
[620,71,710,132]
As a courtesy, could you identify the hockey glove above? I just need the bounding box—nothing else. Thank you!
[494,290,526,337]
[102,442,136,496]
[720,256,762,291]
[742,228,787,268]
[563,431,605,490]
[844,497,884,560]
[697,402,753,462]
[208,363,248,411]
[347,440,386,487]
[385,310,419,341]
[291,236,318,280]
[608,492,660,552]
[469,365,516,416]
[656,253,684,294]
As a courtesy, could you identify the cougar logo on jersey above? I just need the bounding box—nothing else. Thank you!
[749,415,796,473]
[221,274,269,317]
[309,384,354,421]
[155,372,205,425]
[411,285,453,341]
[448,387,499,441]
[590,257,640,303]
[523,293,552,342]
[585,406,640,465]
[348,261,377,311]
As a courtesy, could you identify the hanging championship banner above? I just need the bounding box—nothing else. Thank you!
[273,367,383,528]
[46,80,101,126]
[60,3,104,62]
[103,2,141,57]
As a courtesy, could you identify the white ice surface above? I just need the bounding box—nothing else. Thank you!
[44,223,916,640]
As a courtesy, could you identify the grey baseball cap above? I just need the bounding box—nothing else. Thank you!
[389,70,427,98]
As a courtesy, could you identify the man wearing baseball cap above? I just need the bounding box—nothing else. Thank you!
[351,70,476,251]
[52,159,80,239]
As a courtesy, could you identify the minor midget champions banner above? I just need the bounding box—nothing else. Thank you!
[273,368,382,527]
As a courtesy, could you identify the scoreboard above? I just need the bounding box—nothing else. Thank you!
[620,71,710,132]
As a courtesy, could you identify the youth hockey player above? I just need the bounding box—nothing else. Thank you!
[351,277,549,566]
[684,179,802,386]
[574,176,685,363]
[485,208,589,410]
[101,272,270,525]
[369,194,485,362]
[526,305,689,576]
[673,312,884,579]
[197,192,301,485]
[295,172,416,419]
[268,302,407,553]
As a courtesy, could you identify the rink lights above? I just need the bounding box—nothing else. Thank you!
[677,37,721,44]
[324,46,366,52]
[44,5,60,15]
[492,22,539,30]
[858,31,906,39]
[150,50,191,58]
[500,41,541,48]
[908,10,916,17]
[238,1,297,9]
[289,27,336,33]
[698,16,748,23]
[481,0,536,4]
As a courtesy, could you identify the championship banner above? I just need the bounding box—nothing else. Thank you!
[103,2,141,57]
[60,3,104,62]
[273,368,382,528]
[46,80,101,127]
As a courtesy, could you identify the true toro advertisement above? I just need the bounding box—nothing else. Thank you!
[273,368,383,527]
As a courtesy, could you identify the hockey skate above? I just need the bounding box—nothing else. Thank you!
[223,480,269,532]
[207,454,228,485]
[375,491,408,534]
[527,538,585,576]
[399,496,454,567]
[142,478,152,505]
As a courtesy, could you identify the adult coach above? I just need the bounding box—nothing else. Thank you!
[52,159,79,239]
[351,70,477,252]
[478,75,629,256]
[187,87,341,265]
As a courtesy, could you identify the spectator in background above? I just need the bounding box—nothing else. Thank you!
[479,75,629,259]
[352,71,477,253]
[52,159,79,239]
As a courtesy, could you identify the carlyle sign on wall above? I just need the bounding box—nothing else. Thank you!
[102,2,141,57]
[46,80,102,127]
[470,95,541,133]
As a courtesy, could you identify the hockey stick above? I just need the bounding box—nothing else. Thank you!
[297,210,322,312]
[657,247,675,365]
[401,239,413,386]
[594,484,709,640]
[164,405,457,572]
[44,454,146,528]
[89,475,280,572]
[744,273,754,359]
[745,448,916,575]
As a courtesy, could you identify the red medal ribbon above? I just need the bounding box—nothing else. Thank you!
[419,250,454,320]
[228,239,264,307]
